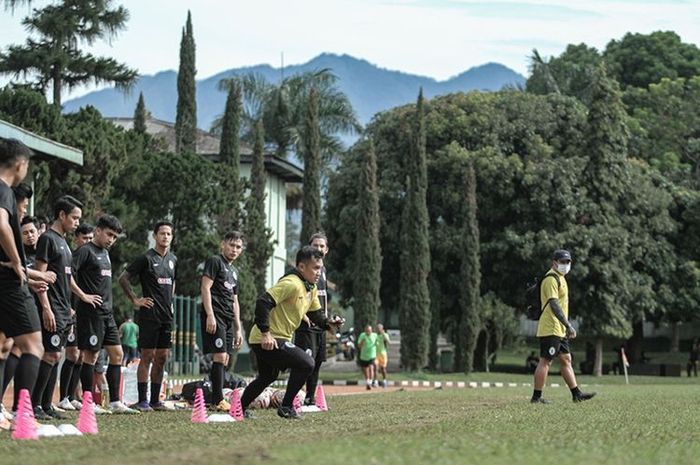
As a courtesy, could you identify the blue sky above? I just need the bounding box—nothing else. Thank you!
[1,0,699,99]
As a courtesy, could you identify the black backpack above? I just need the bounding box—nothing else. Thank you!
[524,272,561,320]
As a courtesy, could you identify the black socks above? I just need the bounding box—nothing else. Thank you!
[211,362,224,405]
[106,364,121,403]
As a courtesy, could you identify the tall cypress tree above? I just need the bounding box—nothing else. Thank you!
[454,161,481,374]
[175,10,197,154]
[218,81,242,228]
[579,64,635,373]
[399,89,432,371]
[133,92,147,134]
[300,87,322,243]
[244,119,274,294]
[353,139,382,333]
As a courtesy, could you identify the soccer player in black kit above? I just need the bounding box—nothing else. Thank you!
[71,214,138,414]
[119,221,177,411]
[0,139,44,424]
[31,195,83,420]
[294,232,330,406]
[200,231,244,411]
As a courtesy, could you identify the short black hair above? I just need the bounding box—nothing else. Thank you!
[53,195,84,220]
[223,231,245,243]
[36,215,49,226]
[96,214,123,234]
[153,220,174,235]
[296,245,324,266]
[20,215,38,228]
[12,183,33,202]
[76,223,94,236]
[308,231,328,246]
[0,138,33,168]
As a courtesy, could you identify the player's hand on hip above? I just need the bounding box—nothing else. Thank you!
[261,332,277,350]
[566,327,577,339]
[134,296,154,308]
[83,294,102,308]
[11,261,26,284]
[43,308,56,332]
[205,314,217,334]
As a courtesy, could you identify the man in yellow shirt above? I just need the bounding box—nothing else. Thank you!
[531,250,596,404]
[241,246,343,419]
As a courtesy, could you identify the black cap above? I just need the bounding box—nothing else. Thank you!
[553,249,571,261]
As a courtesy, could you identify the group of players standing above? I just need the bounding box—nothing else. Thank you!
[0,138,341,428]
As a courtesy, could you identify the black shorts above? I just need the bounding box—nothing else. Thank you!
[201,312,234,355]
[138,319,173,350]
[42,324,70,353]
[294,329,327,363]
[65,323,78,348]
[122,345,139,362]
[358,357,376,368]
[76,312,120,352]
[0,285,41,338]
[539,336,571,360]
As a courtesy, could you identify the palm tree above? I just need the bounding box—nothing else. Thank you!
[215,68,361,164]
[0,0,137,105]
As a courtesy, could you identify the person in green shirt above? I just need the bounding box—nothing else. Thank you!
[374,324,390,388]
[357,325,378,390]
[119,316,139,366]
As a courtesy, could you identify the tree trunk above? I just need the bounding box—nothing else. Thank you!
[671,321,680,353]
[52,67,62,106]
[593,337,604,377]
[626,320,644,363]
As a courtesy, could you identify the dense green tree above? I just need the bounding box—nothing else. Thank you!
[399,90,431,371]
[0,0,137,105]
[352,139,382,333]
[300,87,322,244]
[454,161,481,374]
[217,80,243,231]
[175,10,197,154]
[604,31,700,90]
[133,92,147,134]
[527,44,602,104]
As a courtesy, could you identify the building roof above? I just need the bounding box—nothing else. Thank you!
[107,116,302,183]
[0,119,83,165]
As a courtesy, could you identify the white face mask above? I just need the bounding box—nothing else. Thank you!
[557,263,571,275]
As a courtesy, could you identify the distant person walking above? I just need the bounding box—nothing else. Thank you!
[119,317,139,366]
[374,324,390,387]
[531,249,596,404]
[357,325,378,390]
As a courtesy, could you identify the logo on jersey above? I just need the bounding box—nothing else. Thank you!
[50,335,61,348]
[284,341,295,349]
[67,332,75,343]
[89,335,98,346]
[224,281,235,290]
[157,277,173,285]
[548,346,556,356]
[100,269,112,277]
[214,338,224,348]
[169,260,174,270]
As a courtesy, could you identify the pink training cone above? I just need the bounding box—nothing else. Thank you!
[77,391,99,435]
[229,389,244,421]
[315,384,328,411]
[191,387,208,423]
[12,388,38,440]
[293,392,302,413]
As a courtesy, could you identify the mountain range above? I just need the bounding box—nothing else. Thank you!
[63,53,526,131]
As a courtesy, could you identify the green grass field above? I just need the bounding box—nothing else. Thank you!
[2,375,699,465]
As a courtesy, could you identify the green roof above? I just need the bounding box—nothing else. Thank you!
[0,119,83,166]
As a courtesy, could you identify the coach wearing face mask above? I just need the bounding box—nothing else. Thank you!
[530,249,596,404]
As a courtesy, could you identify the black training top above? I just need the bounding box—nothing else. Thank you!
[0,180,25,285]
[202,254,238,319]
[35,228,73,323]
[125,248,177,322]
[72,241,113,317]
[24,245,36,270]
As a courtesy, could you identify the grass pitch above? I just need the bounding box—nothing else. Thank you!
[2,375,699,465]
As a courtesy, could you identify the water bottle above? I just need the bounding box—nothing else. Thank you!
[101,383,110,408]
